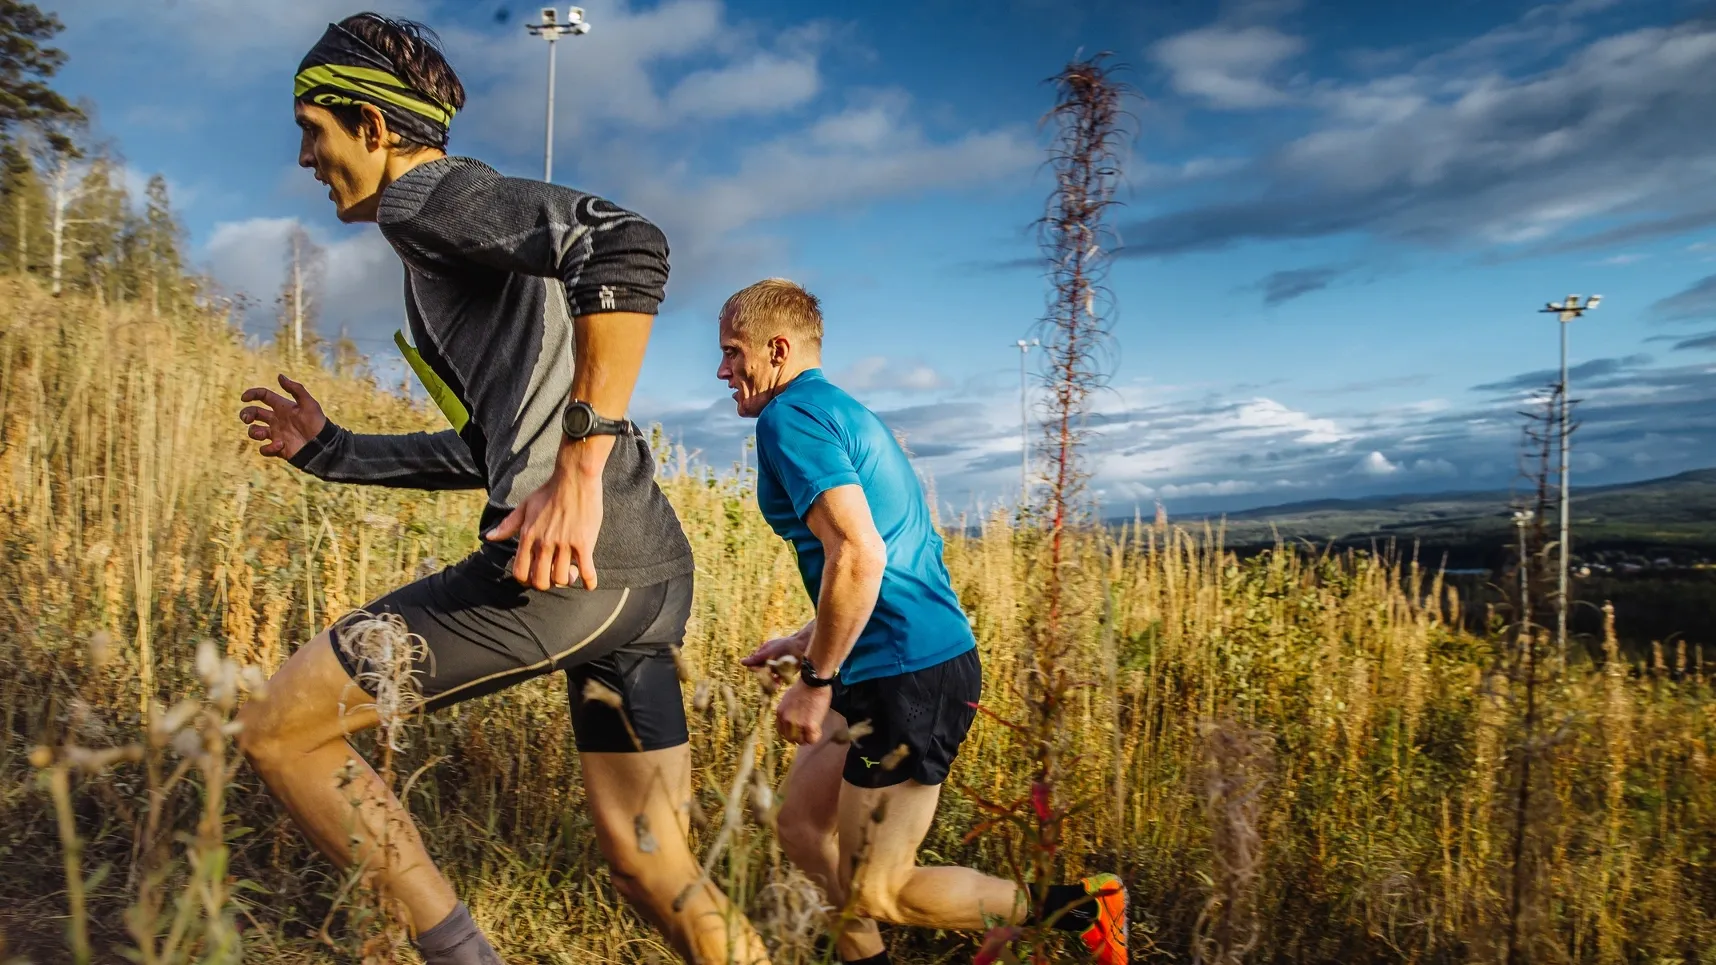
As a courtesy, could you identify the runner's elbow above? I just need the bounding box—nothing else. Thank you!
[832,531,886,579]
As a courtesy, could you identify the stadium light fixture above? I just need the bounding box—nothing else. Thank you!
[1536,292,1602,665]
[527,8,592,183]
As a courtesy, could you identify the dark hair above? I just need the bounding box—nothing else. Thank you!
[328,13,465,151]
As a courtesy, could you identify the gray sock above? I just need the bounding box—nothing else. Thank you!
[414,902,502,965]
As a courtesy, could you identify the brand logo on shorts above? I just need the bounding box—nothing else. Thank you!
[599,285,617,311]
[860,756,880,768]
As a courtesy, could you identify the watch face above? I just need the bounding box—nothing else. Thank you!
[565,404,594,436]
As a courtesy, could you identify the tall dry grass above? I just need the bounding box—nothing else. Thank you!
[1,282,1714,963]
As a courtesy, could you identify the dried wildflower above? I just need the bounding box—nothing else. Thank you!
[86,631,112,669]
[831,719,875,745]
[880,743,911,771]
[582,679,625,712]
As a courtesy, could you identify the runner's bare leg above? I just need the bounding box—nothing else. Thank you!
[776,710,886,959]
[237,633,459,933]
[584,747,772,964]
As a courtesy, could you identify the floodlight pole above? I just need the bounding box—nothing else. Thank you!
[527,9,591,184]
[1538,293,1601,665]
[1016,338,1038,508]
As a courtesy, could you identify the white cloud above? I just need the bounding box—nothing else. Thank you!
[1126,16,1716,258]
[201,217,402,345]
[1151,25,1305,109]
[424,7,1034,297]
[444,0,760,144]
[836,356,946,393]
[1356,451,1399,476]
[56,0,429,75]
[665,53,821,119]
[610,93,1037,297]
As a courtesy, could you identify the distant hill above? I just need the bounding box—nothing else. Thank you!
[1147,468,1716,566]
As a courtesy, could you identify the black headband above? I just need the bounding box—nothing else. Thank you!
[295,22,454,148]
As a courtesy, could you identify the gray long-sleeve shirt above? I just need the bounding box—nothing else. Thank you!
[289,156,693,588]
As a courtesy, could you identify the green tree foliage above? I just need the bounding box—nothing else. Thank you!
[142,174,185,315]
[0,133,45,274]
[0,1,80,133]
[65,149,131,299]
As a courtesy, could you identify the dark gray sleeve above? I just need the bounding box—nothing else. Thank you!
[378,165,670,317]
[286,421,485,490]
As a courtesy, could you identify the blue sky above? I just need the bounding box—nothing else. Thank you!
[44,0,1716,516]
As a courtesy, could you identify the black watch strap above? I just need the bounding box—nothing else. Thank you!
[562,400,632,440]
[800,657,836,688]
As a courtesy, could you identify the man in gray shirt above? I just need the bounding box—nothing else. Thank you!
[234,14,768,965]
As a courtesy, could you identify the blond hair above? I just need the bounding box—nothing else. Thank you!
[719,278,824,349]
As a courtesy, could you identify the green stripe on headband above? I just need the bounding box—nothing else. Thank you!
[294,63,455,127]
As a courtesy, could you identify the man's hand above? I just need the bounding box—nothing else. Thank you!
[775,680,833,745]
[239,374,327,459]
[740,631,810,684]
[485,467,603,591]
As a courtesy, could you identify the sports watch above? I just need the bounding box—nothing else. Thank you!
[800,656,837,688]
[561,400,631,441]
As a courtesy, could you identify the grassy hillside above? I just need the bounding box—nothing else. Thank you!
[1189,470,1716,558]
[2,282,1714,964]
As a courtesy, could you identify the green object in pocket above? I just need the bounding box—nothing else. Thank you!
[394,329,470,431]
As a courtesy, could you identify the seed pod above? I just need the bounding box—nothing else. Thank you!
[880,743,911,771]
[750,666,779,695]
[171,728,204,760]
[238,665,268,696]
[582,679,625,712]
[195,641,220,685]
[152,699,201,743]
[692,679,712,714]
[749,771,776,827]
[831,719,875,745]
[767,654,801,683]
[87,631,113,669]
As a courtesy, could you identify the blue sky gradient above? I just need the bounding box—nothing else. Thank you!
[42,0,1716,515]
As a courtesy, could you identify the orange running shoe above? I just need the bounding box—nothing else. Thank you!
[1078,873,1128,965]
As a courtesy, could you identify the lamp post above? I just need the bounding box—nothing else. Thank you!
[1537,293,1601,663]
[526,7,591,184]
[1015,338,1038,508]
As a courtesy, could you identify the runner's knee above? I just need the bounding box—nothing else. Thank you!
[235,693,296,770]
[850,873,908,923]
[234,634,349,769]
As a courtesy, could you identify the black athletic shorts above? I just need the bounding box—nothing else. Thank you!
[329,550,691,754]
[830,647,982,789]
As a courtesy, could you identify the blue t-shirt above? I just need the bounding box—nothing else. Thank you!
[754,369,977,684]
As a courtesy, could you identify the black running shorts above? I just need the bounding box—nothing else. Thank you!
[329,550,691,753]
[830,647,982,789]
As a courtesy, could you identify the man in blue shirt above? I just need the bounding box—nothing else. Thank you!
[717,279,1127,965]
